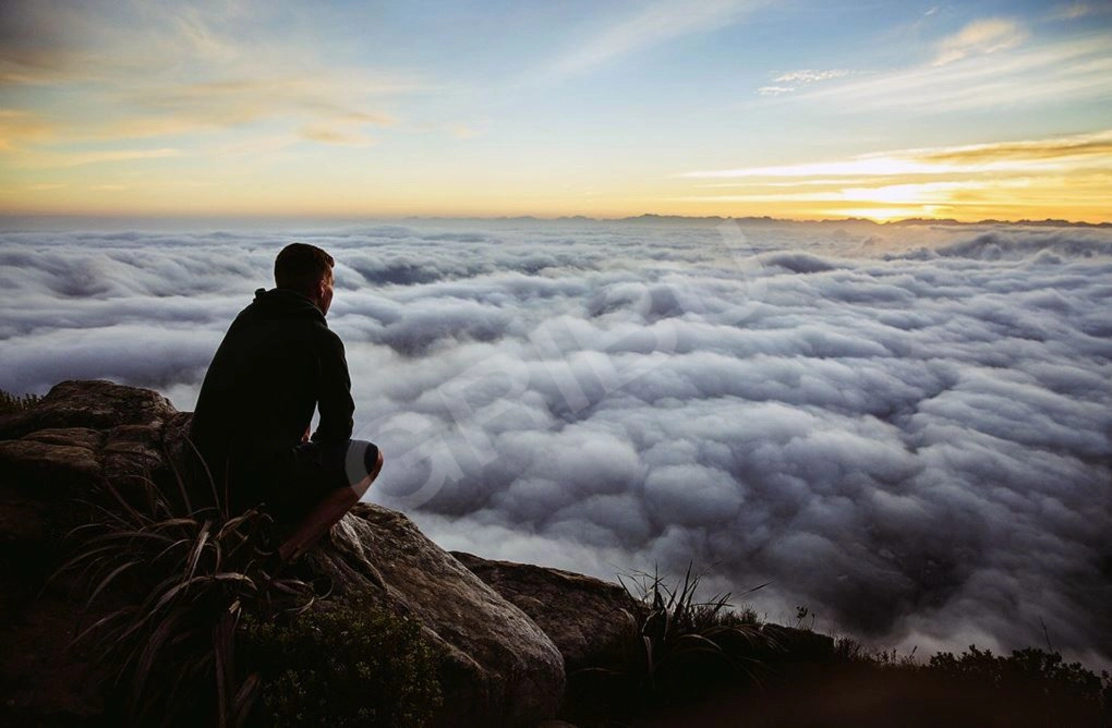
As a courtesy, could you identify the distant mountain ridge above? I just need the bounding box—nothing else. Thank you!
[396,213,1112,228]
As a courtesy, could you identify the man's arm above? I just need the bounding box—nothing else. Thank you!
[312,330,355,443]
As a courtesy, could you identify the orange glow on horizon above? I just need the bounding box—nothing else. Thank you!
[3,129,1111,224]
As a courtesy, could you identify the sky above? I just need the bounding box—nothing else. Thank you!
[2,218,1110,668]
[1,0,1111,222]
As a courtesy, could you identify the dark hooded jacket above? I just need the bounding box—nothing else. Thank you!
[190,287,354,512]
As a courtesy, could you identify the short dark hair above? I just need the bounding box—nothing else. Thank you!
[275,243,334,294]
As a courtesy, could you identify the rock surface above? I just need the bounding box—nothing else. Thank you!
[310,507,566,725]
[452,551,639,674]
[0,380,565,726]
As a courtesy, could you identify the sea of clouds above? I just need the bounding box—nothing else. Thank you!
[2,217,1110,668]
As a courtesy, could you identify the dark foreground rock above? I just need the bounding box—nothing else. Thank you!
[0,380,564,726]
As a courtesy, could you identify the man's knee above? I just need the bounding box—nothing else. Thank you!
[346,440,383,499]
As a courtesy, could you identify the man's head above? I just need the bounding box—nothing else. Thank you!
[275,242,335,315]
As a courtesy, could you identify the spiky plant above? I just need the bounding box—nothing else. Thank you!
[617,564,770,699]
[58,449,316,727]
[567,564,771,722]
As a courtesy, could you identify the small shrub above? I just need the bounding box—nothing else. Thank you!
[842,644,1111,725]
[927,645,1109,710]
[240,600,442,728]
[0,388,42,415]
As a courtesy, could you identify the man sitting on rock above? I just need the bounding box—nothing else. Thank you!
[190,242,382,561]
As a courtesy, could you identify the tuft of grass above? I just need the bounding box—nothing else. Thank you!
[568,564,770,721]
[57,452,316,727]
[0,388,42,415]
[623,565,768,697]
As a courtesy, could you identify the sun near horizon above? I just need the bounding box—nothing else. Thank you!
[2,1,1111,225]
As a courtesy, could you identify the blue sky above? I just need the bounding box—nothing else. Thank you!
[1,0,1110,220]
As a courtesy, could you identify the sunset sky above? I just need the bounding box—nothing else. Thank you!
[1,0,1110,222]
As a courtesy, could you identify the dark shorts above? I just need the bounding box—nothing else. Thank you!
[269,439,379,524]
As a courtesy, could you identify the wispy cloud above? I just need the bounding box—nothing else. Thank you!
[792,33,1111,113]
[920,131,1112,164]
[774,69,850,84]
[757,85,795,96]
[546,0,760,79]
[682,130,1112,179]
[299,124,377,147]
[676,180,977,206]
[0,0,416,153]
[116,77,401,141]
[934,18,1028,66]
[1050,2,1098,21]
[19,148,182,169]
[0,109,54,150]
[756,68,850,96]
[677,130,1112,220]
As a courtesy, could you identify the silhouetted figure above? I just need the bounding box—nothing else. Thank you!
[191,243,382,561]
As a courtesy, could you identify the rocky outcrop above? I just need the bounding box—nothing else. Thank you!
[0,380,176,441]
[309,508,565,725]
[0,380,564,726]
[451,552,638,674]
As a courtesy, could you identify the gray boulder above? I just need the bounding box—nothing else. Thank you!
[315,508,565,725]
[451,551,638,675]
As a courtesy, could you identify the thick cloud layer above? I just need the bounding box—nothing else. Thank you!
[2,218,1110,668]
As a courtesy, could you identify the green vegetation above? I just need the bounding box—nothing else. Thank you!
[241,600,442,727]
[0,388,42,415]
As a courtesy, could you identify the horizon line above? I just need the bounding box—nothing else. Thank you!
[1,211,1109,230]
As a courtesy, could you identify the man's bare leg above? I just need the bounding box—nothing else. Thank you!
[279,444,384,563]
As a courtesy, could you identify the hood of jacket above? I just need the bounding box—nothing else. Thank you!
[249,287,326,322]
